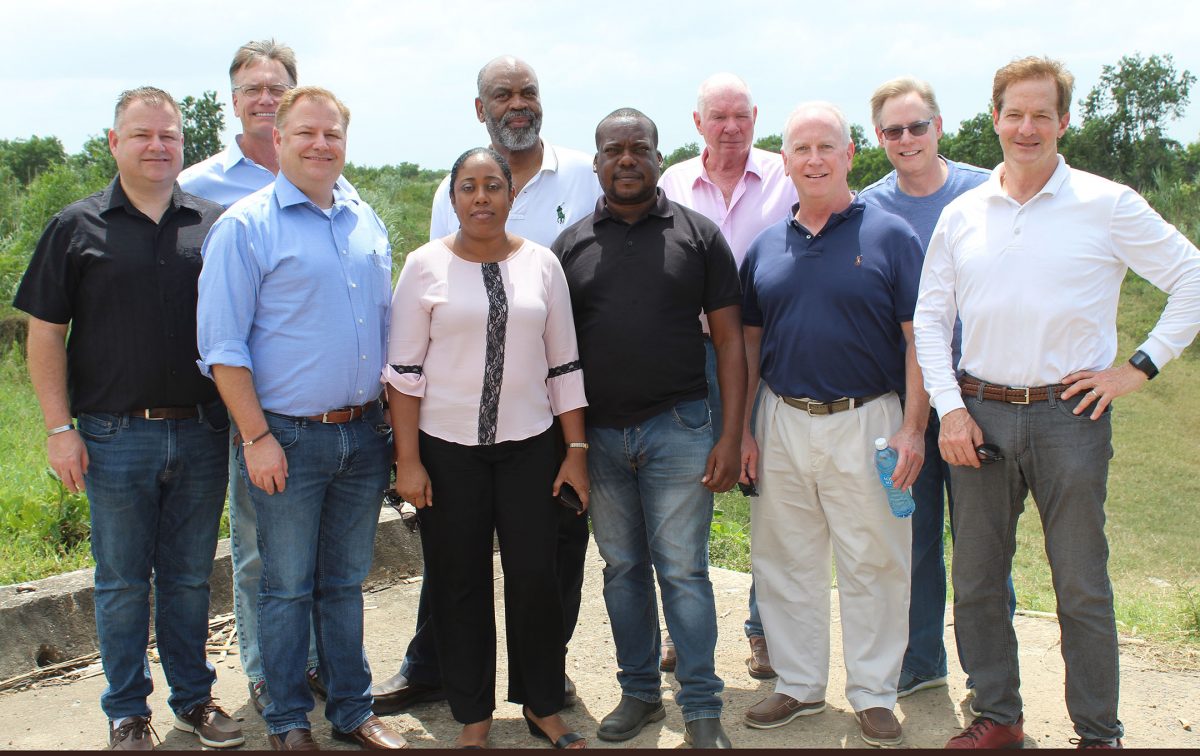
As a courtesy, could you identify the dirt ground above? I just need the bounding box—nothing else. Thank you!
[2,543,1198,750]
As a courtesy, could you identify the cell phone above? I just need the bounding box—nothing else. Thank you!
[976,443,1004,464]
[558,483,584,512]
[738,481,759,497]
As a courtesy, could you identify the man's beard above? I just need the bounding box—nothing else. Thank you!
[485,107,542,151]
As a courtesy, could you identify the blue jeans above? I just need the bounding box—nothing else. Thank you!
[704,340,763,638]
[227,441,320,687]
[950,390,1122,741]
[587,399,723,722]
[80,402,229,720]
[241,405,391,736]
[905,411,1017,682]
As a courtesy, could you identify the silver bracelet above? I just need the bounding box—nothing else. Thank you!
[566,442,589,450]
[47,423,75,437]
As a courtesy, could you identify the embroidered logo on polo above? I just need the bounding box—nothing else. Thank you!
[556,204,566,224]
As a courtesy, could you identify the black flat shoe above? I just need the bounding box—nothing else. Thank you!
[523,709,586,749]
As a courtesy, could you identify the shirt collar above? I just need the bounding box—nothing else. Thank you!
[985,154,1069,201]
[787,196,864,234]
[100,175,202,218]
[594,188,674,223]
[223,137,251,171]
[695,146,762,187]
[273,171,358,211]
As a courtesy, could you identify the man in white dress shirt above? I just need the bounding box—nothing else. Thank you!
[914,55,1200,750]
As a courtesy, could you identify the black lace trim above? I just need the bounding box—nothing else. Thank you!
[390,364,423,375]
[478,262,508,445]
[548,360,582,378]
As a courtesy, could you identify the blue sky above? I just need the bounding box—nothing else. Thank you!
[4,0,1200,170]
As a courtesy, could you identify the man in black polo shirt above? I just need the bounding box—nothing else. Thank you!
[553,108,746,749]
[14,87,241,751]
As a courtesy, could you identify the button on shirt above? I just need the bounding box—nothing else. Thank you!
[178,138,275,209]
[197,173,392,417]
[13,177,222,414]
[659,147,797,265]
[430,141,601,246]
[915,156,1200,417]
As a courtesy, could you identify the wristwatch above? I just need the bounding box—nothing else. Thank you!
[1128,350,1158,380]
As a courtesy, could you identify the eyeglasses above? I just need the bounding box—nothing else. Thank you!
[233,83,293,98]
[880,119,933,141]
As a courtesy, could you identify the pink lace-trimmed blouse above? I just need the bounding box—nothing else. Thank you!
[382,239,587,446]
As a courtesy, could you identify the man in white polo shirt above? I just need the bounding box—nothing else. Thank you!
[914,56,1200,750]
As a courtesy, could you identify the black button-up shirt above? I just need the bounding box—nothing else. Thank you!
[553,190,741,428]
[13,177,223,414]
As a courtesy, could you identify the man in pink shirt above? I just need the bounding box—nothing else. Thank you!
[659,72,796,683]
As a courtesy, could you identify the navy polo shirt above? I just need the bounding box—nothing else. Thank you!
[741,198,922,402]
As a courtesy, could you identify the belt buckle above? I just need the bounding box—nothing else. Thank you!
[142,409,163,420]
[321,410,334,423]
[806,401,824,417]
[1008,386,1031,405]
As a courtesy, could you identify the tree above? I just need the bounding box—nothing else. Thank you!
[754,134,782,153]
[940,110,1003,171]
[1071,53,1195,188]
[180,90,225,168]
[70,132,117,180]
[662,141,699,170]
[0,136,66,185]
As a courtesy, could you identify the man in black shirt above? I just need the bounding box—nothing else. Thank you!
[553,109,745,749]
[13,87,241,751]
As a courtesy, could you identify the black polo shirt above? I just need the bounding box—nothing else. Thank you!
[553,190,741,428]
[13,177,223,414]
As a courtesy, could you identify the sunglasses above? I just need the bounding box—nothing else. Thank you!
[976,443,1005,464]
[880,119,933,141]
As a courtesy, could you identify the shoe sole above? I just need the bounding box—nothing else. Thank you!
[743,702,826,729]
[746,660,778,680]
[596,706,666,742]
[897,676,949,698]
[860,731,903,748]
[173,718,246,749]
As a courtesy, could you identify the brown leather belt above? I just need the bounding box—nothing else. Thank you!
[303,402,373,424]
[959,376,1067,405]
[133,407,199,420]
[780,394,883,416]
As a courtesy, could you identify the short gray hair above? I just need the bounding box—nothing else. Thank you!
[782,101,850,150]
[696,72,754,115]
[229,39,298,86]
[113,86,181,130]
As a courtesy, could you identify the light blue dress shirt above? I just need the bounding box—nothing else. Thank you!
[179,138,276,209]
[197,172,392,417]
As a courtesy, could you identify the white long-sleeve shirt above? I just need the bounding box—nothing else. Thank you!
[914,156,1200,418]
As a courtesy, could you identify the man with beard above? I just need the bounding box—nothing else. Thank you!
[372,54,601,714]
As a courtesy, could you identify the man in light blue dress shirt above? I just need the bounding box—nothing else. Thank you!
[197,86,406,751]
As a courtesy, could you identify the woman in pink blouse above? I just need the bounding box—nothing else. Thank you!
[383,148,589,749]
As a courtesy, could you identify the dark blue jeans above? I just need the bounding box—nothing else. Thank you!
[242,405,391,736]
[905,411,1016,682]
[80,402,229,720]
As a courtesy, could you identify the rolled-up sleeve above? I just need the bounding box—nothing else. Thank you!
[382,252,431,397]
[543,254,587,416]
[196,216,260,378]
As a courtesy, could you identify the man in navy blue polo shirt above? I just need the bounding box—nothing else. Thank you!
[738,102,926,747]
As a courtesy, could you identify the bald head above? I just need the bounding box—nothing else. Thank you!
[477,55,538,97]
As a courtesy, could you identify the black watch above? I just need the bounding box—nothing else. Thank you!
[1128,350,1158,380]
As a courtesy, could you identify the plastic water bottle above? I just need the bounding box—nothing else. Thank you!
[874,438,915,518]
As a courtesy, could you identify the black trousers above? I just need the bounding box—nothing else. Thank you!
[416,428,566,723]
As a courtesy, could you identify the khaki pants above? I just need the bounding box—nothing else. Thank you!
[751,390,912,711]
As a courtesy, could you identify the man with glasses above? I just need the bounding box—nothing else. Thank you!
[180,39,334,718]
[857,77,992,702]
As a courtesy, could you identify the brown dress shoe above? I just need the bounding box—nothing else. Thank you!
[371,671,446,715]
[746,635,777,679]
[660,635,677,672]
[333,715,409,749]
[268,728,320,751]
[109,716,156,750]
[857,707,902,747]
[743,692,825,729]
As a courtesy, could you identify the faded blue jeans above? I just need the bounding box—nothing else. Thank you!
[241,404,391,737]
[587,399,723,722]
[949,389,1123,741]
[227,442,320,688]
[81,401,229,721]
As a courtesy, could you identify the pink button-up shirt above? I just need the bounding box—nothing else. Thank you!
[659,146,797,266]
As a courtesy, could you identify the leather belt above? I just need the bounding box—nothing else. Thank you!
[780,394,882,416]
[959,376,1067,405]
[133,407,199,420]
[303,402,373,424]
